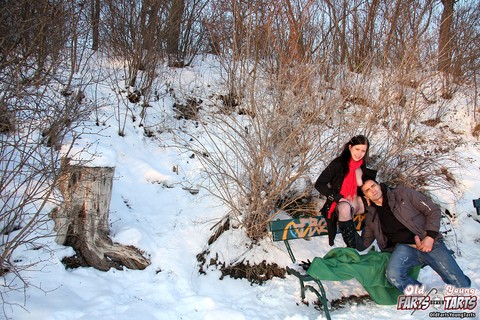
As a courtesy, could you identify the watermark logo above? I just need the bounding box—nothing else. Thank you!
[397,285,478,318]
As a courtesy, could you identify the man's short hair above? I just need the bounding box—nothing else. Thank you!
[359,179,379,197]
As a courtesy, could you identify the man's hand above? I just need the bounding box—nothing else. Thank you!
[414,235,434,252]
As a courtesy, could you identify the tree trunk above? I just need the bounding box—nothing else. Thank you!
[53,159,150,271]
[166,0,185,67]
[91,0,100,51]
[438,0,454,73]
[284,0,306,63]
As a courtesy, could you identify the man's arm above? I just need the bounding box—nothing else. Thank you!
[407,187,441,236]
[354,211,376,251]
[405,187,441,252]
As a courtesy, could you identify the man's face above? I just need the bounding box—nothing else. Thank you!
[361,180,383,202]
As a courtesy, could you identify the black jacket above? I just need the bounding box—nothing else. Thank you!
[315,157,377,245]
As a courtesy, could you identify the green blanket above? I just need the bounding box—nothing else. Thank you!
[306,248,420,305]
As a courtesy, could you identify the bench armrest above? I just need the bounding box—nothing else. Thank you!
[286,263,314,280]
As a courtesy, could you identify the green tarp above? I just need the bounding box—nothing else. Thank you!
[306,248,420,305]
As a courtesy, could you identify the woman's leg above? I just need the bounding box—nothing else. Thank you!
[353,194,365,215]
[336,201,357,247]
[337,201,353,221]
[337,195,364,221]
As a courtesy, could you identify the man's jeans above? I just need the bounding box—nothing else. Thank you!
[385,240,471,293]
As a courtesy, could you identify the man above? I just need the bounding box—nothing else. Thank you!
[349,179,471,293]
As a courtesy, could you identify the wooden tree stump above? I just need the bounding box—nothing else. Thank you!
[53,159,150,271]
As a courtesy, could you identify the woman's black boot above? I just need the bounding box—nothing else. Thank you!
[338,220,356,248]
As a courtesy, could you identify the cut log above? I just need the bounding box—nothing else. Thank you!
[53,158,150,271]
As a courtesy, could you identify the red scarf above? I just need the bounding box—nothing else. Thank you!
[328,158,363,218]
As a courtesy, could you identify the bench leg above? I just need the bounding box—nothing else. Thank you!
[300,281,332,320]
[299,279,306,300]
[314,280,331,320]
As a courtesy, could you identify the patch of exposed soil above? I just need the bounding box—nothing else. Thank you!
[196,249,286,285]
[219,260,286,285]
[329,294,373,310]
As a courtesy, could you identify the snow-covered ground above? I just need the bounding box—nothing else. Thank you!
[2,56,479,320]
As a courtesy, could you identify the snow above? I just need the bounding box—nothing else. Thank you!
[2,56,480,320]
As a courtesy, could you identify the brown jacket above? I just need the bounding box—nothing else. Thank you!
[356,184,442,252]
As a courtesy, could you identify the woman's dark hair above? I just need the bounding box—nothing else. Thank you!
[339,135,370,168]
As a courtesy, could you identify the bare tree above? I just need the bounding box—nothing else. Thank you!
[91,0,101,51]
[324,0,383,73]
[438,0,455,74]
[0,1,109,314]
[448,1,480,81]
[102,0,167,135]
[166,0,186,66]
[104,0,166,87]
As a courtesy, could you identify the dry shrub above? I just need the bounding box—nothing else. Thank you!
[173,98,203,120]
[186,104,339,241]
[340,86,371,107]
[472,123,480,138]
[380,153,458,193]
[181,61,345,241]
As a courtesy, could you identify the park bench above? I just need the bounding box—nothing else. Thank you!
[269,214,365,320]
[473,198,480,215]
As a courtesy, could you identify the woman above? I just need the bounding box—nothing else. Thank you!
[315,135,376,247]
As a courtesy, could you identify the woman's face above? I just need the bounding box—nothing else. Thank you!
[349,143,368,161]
